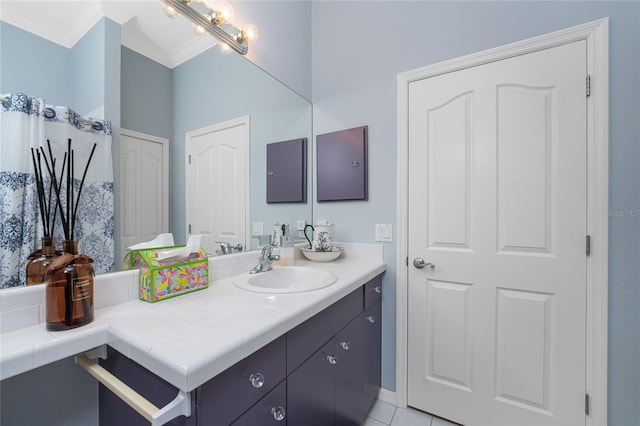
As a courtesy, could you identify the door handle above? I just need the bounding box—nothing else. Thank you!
[413,258,435,270]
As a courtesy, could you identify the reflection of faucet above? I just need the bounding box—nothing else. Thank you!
[249,246,280,274]
[216,241,243,255]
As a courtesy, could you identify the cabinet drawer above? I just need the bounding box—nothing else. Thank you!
[364,274,383,308]
[231,380,287,426]
[287,286,363,374]
[199,335,286,426]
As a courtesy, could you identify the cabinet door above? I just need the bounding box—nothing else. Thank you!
[198,335,286,425]
[287,339,337,426]
[231,380,287,426]
[363,300,382,415]
[335,315,365,426]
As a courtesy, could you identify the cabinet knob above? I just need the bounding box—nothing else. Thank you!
[374,286,382,294]
[340,340,350,350]
[326,355,337,365]
[271,406,286,421]
[367,315,376,324]
[249,373,265,388]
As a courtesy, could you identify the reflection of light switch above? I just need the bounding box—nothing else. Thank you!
[253,222,263,236]
[375,224,392,242]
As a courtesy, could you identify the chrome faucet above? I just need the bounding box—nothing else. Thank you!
[249,245,280,274]
[216,241,243,255]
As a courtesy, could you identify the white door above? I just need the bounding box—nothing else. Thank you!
[407,41,587,425]
[185,117,249,255]
[120,130,169,257]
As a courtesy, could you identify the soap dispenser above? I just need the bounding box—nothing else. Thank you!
[279,236,295,266]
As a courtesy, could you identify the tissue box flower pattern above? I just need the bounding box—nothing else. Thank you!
[136,247,208,302]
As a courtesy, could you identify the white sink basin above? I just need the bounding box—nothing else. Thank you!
[233,266,337,293]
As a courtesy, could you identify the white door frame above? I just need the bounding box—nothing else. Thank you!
[184,115,251,250]
[396,19,608,425]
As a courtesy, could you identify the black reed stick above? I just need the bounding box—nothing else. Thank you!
[71,143,97,237]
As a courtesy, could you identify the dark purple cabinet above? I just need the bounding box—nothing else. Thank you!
[266,138,307,203]
[335,314,365,425]
[98,275,383,426]
[363,300,382,416]
[316,126,368,202]
[198,335,286,425]
[230,380,287,426]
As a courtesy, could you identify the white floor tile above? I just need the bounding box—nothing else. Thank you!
[362,416,389,426]
[367,399,396,424]
[391,407,433,426]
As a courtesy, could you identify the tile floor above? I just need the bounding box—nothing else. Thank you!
[363,400,459,426]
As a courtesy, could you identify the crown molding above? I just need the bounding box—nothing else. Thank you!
[0,1,104,48]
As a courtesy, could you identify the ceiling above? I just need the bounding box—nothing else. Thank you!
[0,0,219,68]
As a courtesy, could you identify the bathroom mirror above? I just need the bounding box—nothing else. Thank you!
[0,6,312,288]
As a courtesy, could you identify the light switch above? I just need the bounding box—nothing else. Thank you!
[375,224,392,242]
[297,220,306,230]
[253,221,264,236]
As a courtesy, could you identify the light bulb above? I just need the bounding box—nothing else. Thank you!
[240,23,259,42]
[193,24,207,36]
[219,42,233,55]
[162,3,178,18]
[217,2,234,22]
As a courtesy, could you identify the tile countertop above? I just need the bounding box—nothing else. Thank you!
[0,243,386,392]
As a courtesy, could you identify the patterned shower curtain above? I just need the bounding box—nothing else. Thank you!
[0,93,115,288]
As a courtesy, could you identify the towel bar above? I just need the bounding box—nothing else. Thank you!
[75,350,191,426]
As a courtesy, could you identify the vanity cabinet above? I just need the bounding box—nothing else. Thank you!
[98,274,382,426]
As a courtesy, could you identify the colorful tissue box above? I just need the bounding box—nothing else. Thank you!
[131,246,209,303]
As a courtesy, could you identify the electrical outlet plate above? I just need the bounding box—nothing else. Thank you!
[297,220,306,230]
[375,224,392,242]
[317,219,327,226]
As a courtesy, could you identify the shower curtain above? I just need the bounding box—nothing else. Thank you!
[0,93,115,288]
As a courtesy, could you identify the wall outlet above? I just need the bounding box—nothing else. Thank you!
[375,224,392,242]
[317,219,327,226]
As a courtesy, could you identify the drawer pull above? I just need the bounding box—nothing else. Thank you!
[340,340,350,350]
[326,355,337,365]
[374,286,382,294]
[271,406,286,421]
[249,373,265,388]
[366,315,376,324]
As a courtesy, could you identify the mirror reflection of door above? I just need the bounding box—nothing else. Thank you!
[120,129,169,260]
[185,116,250,256]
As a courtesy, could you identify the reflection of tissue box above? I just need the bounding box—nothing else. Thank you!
[134,246,209,303]
[122,246,174,270]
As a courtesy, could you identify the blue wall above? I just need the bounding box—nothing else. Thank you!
[0,21,70,105]
[120,46,173,140]
[311,2,640,425]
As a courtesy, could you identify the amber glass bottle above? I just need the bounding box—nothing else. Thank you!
[26,236,61,285]
[45,240,94,331]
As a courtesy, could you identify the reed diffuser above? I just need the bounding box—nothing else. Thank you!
[25,148,62,284]
[44,139,97,331]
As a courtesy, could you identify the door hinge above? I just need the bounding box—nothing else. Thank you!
[585,393,590,416]
[586,75,591,97]
[188,224,191,234]
[586,235,591,256]
[406,257,409,266]
[188,154,192,165]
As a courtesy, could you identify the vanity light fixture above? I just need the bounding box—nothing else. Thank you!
[160,0,258,55]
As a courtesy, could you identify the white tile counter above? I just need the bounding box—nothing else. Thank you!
[0,243,386,392]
